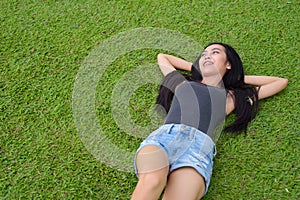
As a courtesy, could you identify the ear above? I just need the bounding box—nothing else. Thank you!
[226,62,231,70]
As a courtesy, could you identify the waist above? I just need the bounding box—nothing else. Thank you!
[160,123,214,143]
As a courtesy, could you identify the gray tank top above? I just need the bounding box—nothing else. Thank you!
[162,71,226,139]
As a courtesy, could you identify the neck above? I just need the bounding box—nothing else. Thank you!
[201,75,223,88]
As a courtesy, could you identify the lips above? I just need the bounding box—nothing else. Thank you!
[203,61,214,66]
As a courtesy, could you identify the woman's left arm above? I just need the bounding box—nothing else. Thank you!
[245,75,288,100]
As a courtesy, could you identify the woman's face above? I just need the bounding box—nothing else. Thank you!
[199,44,231,78]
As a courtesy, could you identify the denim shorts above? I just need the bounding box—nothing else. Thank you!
[134,123,216,194]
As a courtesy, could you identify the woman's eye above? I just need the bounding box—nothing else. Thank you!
[212,51,220,54]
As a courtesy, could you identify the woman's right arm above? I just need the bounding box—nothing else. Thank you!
[157,54,193,76]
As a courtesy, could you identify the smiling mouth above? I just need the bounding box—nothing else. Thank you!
[203,61,214,66]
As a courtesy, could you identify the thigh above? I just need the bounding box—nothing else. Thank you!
[135,145,169,174]
[132,146,170,200]
[162,167,206,200]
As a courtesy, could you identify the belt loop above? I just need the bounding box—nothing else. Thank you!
[190,127,196,140]
[166,123,175,133]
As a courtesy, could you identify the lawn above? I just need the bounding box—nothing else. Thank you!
[1,0,299,199]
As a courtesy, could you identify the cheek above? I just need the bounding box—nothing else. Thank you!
[216,55,227,63]
[199,58,204,64]
[198,59,203,68]
[218,65,229,76]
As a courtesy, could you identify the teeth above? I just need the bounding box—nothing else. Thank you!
[204,61,213,65]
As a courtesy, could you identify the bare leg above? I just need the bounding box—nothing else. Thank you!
[162,167,206,200]
[131,145,169,200]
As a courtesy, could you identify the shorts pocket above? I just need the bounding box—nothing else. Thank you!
[195,134,215,156]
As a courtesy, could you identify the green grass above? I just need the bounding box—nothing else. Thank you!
[1,0,299,199]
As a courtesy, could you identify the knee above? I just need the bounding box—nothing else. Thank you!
[132,170,168,200]
[138,171,168,191]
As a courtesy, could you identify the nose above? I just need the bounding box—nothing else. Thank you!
[204,54,210,59]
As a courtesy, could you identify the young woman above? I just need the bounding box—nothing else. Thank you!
[131,42,288,200]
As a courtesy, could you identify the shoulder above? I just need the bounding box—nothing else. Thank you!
[161,71,187,92]
[163,70,186,83]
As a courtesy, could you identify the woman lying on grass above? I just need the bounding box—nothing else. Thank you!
[131,42,288,200]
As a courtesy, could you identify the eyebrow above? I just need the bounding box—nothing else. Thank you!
[211,48,222,51]
[200,47,222,55]
[201,47,223,53]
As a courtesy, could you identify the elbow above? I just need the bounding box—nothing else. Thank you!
[278,77,288,91]
[157,53,165,64]
[282,78,288,88]
[157,53,165,59]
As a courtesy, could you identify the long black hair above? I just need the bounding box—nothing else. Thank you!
[156,42,259,133]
